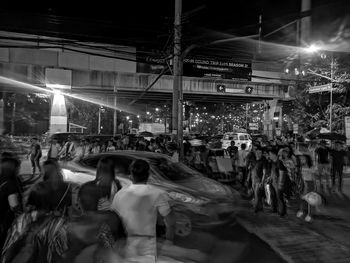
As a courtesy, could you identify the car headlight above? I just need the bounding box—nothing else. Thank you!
[168,192,209,205]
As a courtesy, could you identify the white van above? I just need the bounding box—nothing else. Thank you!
[221,132,252,150]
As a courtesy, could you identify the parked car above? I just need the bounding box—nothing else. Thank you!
[60,151,236,239]
[221,132,252,150]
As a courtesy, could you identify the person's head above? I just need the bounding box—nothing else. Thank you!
[252,144,258,152]
[255,146,263,160]
[0,157,20,181]
[130,159,150,183]
[335,141,342,150]
[282,148,291,159]
[299,154,313,168]
[43,159,64,183]
[67,135,72,142]
[108,140,113,147]
[230,141,235,147]
[52,138,58,145]
[31,137,38,145]
[268,148,279,162]
[241,143,247,150]
[96,157,115,198]
[78,181,101,212]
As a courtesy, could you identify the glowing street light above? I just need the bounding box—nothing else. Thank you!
[126,116,130,120]
[305,44,320,53]
[155,108,160,112]
[137,115,140,118]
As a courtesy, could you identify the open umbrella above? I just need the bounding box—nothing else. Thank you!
[317,132,346,141]
[305,127,330,139]
[139,131,154,138]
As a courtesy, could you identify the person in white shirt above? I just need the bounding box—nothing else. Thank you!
[106,140,116,152]
[58,136,75,160]
[111,159,175,262]
[237,143,248,186]
[47,138,61,161]
[91,141,101,154]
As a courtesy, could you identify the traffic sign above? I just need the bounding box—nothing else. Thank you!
[293,124,299,134]
[217,84,226,93]
[309,84,332,94]
[249,123,259,130]
[245,86,253,94]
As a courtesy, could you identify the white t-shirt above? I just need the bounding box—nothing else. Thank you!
[111,184,171,258]
[237,150,248,167]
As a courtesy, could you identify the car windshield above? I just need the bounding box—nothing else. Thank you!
[224,134,238,140]
[148,157,201,181]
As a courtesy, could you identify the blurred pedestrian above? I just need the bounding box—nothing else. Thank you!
[111,159,175,261]
[315,140,330,192]
[330,141,347,193]
[58,135,74,161]
[94,157,122,211]
[226,141,238,172]
[91,140,101,154]
[0,157,22,251]
[71,139,84,162]
[106,140,116,152]
[28,137,42,175]
[250,147,267,213]
[47,138,61,161]
[122,134,130,150]
[268,149,289,217]
[237,143,248,187]
[296,154,315,222]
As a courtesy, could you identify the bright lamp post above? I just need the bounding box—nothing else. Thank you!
[305,44,334,132]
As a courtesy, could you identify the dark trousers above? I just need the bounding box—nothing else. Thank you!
[252,175,264,211]
[269,184,286,216]
[30,157,41,174]
[332,165,343,190]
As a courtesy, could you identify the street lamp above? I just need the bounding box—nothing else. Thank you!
[304,44,320,54]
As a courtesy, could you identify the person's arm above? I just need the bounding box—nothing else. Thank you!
[164,210,175,242]
[156,192,175,243]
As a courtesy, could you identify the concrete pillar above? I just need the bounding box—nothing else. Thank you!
[50,94,67,134]
[263,99,282,139]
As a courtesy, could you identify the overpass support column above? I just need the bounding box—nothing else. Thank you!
[49,93,68,134]
[263,99,282,139]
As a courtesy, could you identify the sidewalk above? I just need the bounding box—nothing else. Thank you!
[235,179,350,263]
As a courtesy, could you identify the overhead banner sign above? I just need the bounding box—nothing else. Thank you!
[183,58,252,81]
[309,84,332,94]
[249,123,259,130]
[137,52,252,81]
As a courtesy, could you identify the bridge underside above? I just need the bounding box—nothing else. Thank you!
[1,85,274,105]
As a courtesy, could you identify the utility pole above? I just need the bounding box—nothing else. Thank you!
[330,54,334,132]
[173,0,183,161]
[11,94,16,135]
[98,106,101,134]
[113,86,117,136]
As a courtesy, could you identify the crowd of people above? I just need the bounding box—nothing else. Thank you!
[225,138,349,222]
[1,151,207,263]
